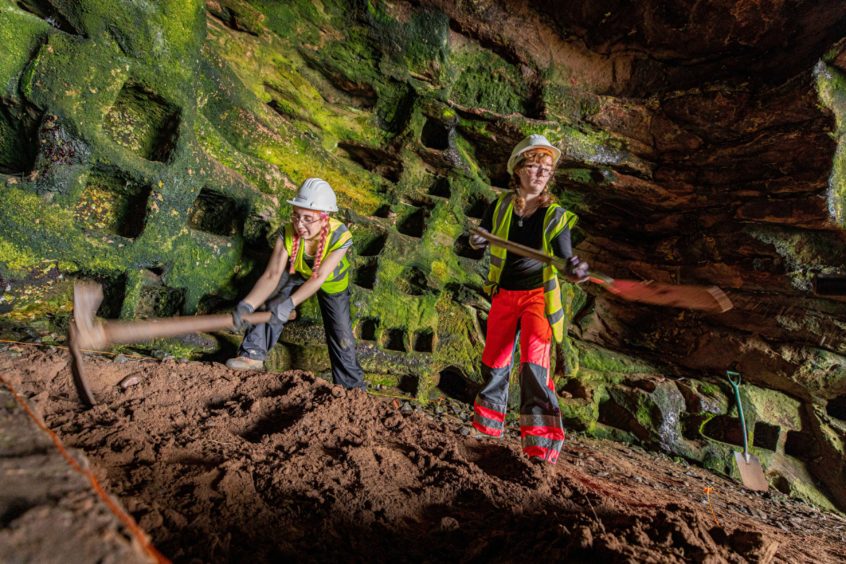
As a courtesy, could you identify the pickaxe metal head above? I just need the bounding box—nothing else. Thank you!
[68,282,106,408]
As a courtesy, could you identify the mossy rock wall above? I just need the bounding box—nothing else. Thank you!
[1,0,846,512]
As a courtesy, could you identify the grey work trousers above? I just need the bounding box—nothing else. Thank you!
[238,273,366,390]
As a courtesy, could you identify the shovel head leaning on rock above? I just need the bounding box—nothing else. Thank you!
[727,370,768,492]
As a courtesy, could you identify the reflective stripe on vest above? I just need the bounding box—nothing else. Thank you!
[484,193,578,343]
[283,217,352,294]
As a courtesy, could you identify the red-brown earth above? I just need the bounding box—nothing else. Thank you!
[1,344,845,562]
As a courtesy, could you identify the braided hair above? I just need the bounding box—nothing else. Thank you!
[511,150,556,215]
[288,212,330,279]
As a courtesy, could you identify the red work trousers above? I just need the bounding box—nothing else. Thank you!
[472,287,565,463]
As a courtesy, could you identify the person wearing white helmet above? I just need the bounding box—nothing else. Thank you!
[226,178,365,390]
[468,133,588,464]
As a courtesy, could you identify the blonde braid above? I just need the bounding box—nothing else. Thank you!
[310,213,330,279]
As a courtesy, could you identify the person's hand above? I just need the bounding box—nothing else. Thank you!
[468,228,490,250]
[567,255,589,282]
[269,297,295,325]
[232,301,255,331]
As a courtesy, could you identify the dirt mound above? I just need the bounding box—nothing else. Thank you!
[2,345,845,562]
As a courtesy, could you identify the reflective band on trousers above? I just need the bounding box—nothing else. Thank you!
[522,434,564,451]
[519,414,563,429]
[283,217,352,294]
[484,193,578,343]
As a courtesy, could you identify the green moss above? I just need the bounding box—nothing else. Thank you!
[0,5,50,96]
[447,43,527,114]
[363,2,448,82]
[576,341,657,376]
[816,62,846,227]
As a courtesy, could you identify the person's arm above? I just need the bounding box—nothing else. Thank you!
[242,237,289,309]
[469,202,496,249]
[551,227,588,280]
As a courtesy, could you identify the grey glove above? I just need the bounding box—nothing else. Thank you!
[567,255,589,281]
[232,300,255,331]
[269,297,295,325]
[468,228,490,250]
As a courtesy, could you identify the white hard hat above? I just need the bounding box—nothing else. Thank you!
[506,134,562,175]
[286,178,338,212]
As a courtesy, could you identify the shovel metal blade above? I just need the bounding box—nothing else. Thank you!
[601,278,733,313]
[734,451,768,491]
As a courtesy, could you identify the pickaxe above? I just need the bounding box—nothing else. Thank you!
[69,282,274,408]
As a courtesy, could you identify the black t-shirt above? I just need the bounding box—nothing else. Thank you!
[480,202,573,290]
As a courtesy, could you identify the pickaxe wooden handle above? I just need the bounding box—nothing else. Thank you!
[71,283,273,350]
[470,227,733,313]
[68,282,274,408]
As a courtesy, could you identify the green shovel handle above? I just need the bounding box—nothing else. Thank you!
[726,370,750,459]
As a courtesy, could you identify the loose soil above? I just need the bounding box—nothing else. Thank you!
[2,344,845,562]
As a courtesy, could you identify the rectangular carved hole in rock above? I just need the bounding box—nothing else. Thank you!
[0,101,39,174]
[784,430,818,460]
[398,374,418,396]
[454,234,485,260]
[398,267,428,296]
[353,258,377,289]
[752,421,780,451]
[74,169,151,239]
[558,378,589,400]
[87,272,127,319]
[427,176,450,198]
[421,119,450,150]
[827,394,846,421]
[436,366,478,404]
[371,204,392,218]
[103,82,180,163]
[337,142,402,183]
[135,270,185,318]
[356,318,378,341]
[383,328,406,352]
[413,329,433,353]
[813,275,846,295]
[357,230,387,257]
[700,415,744,446]
[397,207,427,238]
[465,194,490,220]
[243,212,272,248]
[188,188,245,237]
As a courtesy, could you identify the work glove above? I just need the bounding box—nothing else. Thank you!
[269,297,295,325]
[567,255,589,282]
[468,228,490,250]
[232,301,255,331]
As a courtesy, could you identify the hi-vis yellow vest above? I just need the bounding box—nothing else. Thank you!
[483,193,578,343]
[283,217,352,294]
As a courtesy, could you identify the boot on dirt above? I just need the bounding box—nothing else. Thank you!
[225,356,264,371]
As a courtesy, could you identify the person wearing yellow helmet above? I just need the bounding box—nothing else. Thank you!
[226,178,365,390]
[469,134,588,464]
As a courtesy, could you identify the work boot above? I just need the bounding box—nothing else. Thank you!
[225,356,264,371]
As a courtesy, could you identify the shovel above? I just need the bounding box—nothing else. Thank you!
[726,370,768,491]
[470,227,733,313]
